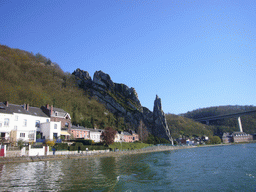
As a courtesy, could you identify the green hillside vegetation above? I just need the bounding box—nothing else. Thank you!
[166,113,214,139]
[0,45,116,128]
[182,106,256,136]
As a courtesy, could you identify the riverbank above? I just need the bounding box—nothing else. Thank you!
[0,145,194,164]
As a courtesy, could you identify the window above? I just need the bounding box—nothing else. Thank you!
[14,126,17,130]
[65,122,69,127]
[23,119,27,127]
[35,120,40,128]
[4,118,9,126]
[54,124,57,129]
[20,133,25,137]
[46,119,49,122]
[15,115,18,121]
[55,112,58,116]
[0,123,2,127]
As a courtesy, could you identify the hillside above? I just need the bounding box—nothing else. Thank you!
[166,113,213,139]
[0,45,172,142]
[0,45,116,128]
[182,106,256,136]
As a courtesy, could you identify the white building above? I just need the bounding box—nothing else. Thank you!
[88,128,103,143]
[40,121,61,140]
[0,101,61,143]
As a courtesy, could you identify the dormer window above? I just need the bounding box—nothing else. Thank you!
[55,112,58,116]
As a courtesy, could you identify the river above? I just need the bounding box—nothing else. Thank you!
[0,143,256,191]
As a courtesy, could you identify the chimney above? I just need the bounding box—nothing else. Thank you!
[46,104,49,109]
[50,105,53,115]
[26,104,29,111]
[23,103,26,110]
[4,101,8,107]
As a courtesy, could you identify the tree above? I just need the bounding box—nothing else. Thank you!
[210,136,221,144]
[101,127,117,146]
[17,139,24,150]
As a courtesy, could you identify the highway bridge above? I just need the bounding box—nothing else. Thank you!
[193,110,256,132]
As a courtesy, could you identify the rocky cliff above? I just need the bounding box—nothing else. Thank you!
[73,68,172,143]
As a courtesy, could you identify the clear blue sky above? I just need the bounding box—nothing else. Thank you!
[1,0,255,114]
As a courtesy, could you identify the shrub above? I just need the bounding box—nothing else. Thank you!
[46,140,55,147]
[54,143,69,150]
[17,139,24,150]
[210,136,221,144]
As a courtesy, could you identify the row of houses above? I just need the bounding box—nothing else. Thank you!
[176,136,209,145]
[69,125,139,143]
[0,101,139,144]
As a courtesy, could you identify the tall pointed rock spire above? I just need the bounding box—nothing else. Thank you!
[153,95,174,145]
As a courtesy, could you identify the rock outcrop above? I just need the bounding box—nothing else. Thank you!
[73,68,173,143]
[153,95,174,145]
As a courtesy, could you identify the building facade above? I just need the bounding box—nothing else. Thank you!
[70,125,90,139]
[41,104,71,139]
[0,102,51,143]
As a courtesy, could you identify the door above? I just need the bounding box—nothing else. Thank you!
[53,133,58,140]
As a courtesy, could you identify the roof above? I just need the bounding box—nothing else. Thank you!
[87,128,103,133]
[71,125,89,131]
[0,102,49,117]
[51,107,71,119]
[232,132,250,136]
[53,107,67,113]
[123,131,132,136]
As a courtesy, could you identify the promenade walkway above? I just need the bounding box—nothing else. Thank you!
[0,145,193,164]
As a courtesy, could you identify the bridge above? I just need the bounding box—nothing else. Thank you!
[193,110,256,132]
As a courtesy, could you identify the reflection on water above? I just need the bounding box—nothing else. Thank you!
[0,144,256,191]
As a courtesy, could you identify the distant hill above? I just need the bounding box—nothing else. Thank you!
[166,113,213,139]
[182,105,256,136]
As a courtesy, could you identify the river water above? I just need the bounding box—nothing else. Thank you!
[0,143,256,191]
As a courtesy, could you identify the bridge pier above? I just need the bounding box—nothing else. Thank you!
[238,116,243,132]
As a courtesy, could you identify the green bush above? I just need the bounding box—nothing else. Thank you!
[54,143,69,150]
[71,139,94,145]
[210,136,221,144]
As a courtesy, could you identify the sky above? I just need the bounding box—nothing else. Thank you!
[0,0,255,114]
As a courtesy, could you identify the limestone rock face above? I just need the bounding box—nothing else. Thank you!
[93,70,114,89]
[153,95,174,144]
[72,68,92,88]
[72,68,173,143]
